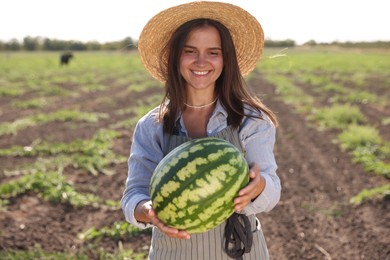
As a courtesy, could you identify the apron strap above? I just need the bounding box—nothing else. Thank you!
[224,213,253,259]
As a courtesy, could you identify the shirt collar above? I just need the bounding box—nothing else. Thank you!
[211,99,228,119]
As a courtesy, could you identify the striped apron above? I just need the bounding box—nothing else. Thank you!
[148,126,269,260]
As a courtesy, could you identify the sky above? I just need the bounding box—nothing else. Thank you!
[2,0,389,45]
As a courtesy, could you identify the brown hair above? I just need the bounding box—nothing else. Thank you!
[158,18,278,134]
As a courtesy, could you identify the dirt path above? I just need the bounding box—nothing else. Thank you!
[251,74,389,260]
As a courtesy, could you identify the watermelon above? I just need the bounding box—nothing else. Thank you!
[150,137,249,234]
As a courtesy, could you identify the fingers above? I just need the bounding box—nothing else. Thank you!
[249,164,260,179]
[239,167,260,195]
[234,164,264,212]
[238,164,261,196]
[148,209,191,239]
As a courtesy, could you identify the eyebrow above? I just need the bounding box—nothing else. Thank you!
[184,44,222,51]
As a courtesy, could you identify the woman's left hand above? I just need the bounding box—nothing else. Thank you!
[233,164,265,212]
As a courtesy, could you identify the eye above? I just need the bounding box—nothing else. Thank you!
[209,49,222,56]
[183,48,196,54]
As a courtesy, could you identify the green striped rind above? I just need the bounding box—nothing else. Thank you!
[150,137,249,234]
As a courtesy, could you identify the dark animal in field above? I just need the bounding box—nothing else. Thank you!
[60,52,73,66]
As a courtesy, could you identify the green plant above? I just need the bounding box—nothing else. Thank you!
[301,203,343,217]
[78,221,145,241]
[338,125,382,150]
[350,184,390,205]
[262,74,314,113]
[0,87,25,97]
[382,117,390,126]
[311,104,366,129]
[338,126,389,177]
[33,109,107,123]
[352,146,390,178]
[332,91,380,105]
[320,82,347,93]
[81,84,107,92]
[0,110,108,136]
[0,248,89,260]
[0,199,9,211]
[12,97,50,109]
[0,117,35,136]
[0,171,101,207]
[0,129,125,174]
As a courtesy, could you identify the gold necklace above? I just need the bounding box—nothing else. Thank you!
[184,97,218,109]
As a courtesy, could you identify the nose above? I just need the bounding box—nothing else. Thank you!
[195,53,207,66]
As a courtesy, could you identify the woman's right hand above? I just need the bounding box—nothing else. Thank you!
[148,208,191,239]
[136,200,191,239]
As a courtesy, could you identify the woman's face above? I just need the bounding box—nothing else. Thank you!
[179,26,223,92]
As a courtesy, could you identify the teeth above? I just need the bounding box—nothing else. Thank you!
[193,71,208,75]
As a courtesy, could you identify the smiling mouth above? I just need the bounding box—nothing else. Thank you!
[192,70,209,76]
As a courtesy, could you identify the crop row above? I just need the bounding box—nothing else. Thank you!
[257,47,390,203]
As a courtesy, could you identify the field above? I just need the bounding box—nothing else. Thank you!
[0,48,389,259]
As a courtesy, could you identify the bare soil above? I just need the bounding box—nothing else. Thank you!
[0,73,389,259]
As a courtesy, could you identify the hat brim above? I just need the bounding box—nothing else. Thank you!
[138,1,264,82]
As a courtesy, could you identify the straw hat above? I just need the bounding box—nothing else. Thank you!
[138,1,264,82]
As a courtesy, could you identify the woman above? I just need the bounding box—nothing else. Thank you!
[121,2,281,259]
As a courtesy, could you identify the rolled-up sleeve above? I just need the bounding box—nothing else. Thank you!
[240,111,281,215]
[121,108,164,229]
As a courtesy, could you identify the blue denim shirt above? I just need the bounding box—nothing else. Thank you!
[121,100,281,229]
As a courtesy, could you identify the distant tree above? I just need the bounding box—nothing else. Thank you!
[43,38,69,51]
[23,36,39,51]
[265,39,296,47]
[304,40,317,46]
[69,41,87,51]
[106,41,120,50]
[86,41,101,51]
[121,37,136,51]
[6,39,21,51]
[331,40,340,46]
